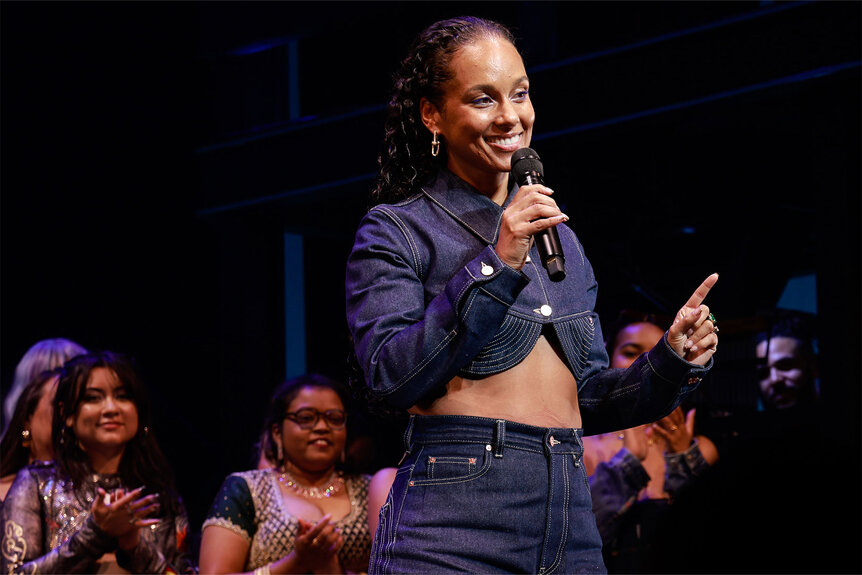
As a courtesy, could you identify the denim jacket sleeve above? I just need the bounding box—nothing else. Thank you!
[547,226,712,434]
[576,334,712,435]
[0,468,113,574]
[588,448,650,543]
[346,206,529,409]
[663,439,711,498]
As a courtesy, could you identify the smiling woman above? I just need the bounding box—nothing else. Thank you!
[345,15,720,574]
[0,351,194,574]
[198,373,395,575]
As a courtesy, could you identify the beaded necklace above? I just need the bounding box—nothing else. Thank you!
[277,468,344,499]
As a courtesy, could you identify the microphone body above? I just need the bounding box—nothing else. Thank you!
[510,148,566,281]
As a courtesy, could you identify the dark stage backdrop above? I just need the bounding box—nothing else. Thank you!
[2,2,859,571]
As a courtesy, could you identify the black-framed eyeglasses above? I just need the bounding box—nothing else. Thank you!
[284,408,347,430]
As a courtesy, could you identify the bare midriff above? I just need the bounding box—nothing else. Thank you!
[409,334,582,429]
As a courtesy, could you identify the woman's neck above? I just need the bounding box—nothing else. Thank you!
[447,165,509,205]
[283,462,338,486]
[86,446,126,475]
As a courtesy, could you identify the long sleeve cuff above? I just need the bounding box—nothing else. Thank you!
[664,439,710,497]
[614,448,651,490]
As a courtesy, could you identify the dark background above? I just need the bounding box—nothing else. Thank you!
[2,1,860,571]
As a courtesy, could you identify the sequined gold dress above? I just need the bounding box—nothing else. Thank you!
[0,461,195,574]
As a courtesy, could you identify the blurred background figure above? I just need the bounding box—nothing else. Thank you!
[584,311,720,572]
[0,369,61,503]
[653,307,858,574]
[2,337,87,434]
[0,350,195,574]
[199,373,394,575]
[755,310,819,412]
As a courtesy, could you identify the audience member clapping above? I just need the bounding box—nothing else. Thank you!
[199,373,394,575]
[0,350,195,574]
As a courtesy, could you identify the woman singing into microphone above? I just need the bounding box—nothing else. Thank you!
[345,16,719,574]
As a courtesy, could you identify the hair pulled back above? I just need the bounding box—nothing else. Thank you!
[372,16,517,205]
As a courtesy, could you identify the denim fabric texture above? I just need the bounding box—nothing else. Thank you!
[663,439,710,497]
[588,448,651,543]
[346,169,712,433]
[370,415,606,574]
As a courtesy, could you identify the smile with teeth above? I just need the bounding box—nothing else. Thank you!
[487,134,521,146]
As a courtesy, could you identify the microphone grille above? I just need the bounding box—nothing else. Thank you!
[511,147,543,176]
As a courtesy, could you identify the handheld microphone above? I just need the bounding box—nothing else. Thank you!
[510,147,566,281]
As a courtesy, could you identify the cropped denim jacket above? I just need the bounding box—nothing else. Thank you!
[345,169,711,434]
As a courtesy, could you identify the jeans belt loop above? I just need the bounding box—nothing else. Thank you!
[403,414,416,452]
[493,419,506,458]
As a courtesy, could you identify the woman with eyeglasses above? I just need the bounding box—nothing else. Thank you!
[199,373,395,575]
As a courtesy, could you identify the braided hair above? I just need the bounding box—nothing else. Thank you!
[371,16,517,206]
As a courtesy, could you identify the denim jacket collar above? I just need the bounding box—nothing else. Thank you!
[419,169,517,245]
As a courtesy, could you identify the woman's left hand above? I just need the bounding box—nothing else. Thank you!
[667,273,719,365]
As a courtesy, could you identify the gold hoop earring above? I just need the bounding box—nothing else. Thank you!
[431,131,440,157]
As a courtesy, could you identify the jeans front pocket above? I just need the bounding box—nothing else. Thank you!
[408,442,491,487]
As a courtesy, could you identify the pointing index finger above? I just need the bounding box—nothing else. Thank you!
[683,273,719,309]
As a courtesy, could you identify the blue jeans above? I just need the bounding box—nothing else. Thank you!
[370,415,606,574]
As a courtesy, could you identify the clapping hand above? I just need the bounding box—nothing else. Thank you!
[620,426,651,461]
[651,407,696,454]
[294,514,343,573]
[92,487,160,550]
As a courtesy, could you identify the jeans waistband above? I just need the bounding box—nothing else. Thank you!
[404,414,584,457]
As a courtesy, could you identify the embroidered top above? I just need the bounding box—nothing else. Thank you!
[202,469,372,573]
[0,461,194,574]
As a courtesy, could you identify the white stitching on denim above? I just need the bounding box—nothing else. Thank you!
[407,446,492,487]
[421,187,501,245]
[559,225,585,266]
[380,329,458,397]
[376,206,423,278]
